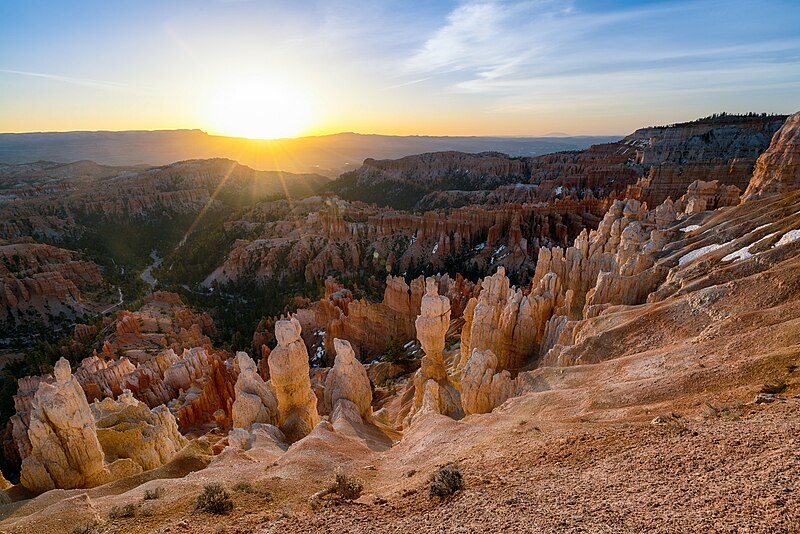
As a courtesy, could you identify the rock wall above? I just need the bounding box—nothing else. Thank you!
[92,390,187,471]
[744,112,800,199]
[460,348,518,416]
[0,242,104,325]
[626,114,786,206]
[460,267,563,372]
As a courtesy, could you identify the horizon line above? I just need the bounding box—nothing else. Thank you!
[0,128,629,140]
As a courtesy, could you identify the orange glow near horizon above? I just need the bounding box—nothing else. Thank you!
[202,79,316,140]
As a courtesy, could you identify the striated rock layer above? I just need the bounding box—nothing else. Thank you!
[744,111,800,199]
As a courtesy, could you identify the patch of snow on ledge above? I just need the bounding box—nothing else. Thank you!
[678,243,723,266]
[680,225,701,233]
[721,232,779,263]
[776,229,800,247]
[722,247,754,263]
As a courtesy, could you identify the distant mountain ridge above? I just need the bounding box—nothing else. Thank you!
[0,129,620,176]
[328,113,788,210]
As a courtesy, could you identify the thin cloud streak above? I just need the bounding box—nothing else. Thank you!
[382,77,431,90]
[0,68,126,89]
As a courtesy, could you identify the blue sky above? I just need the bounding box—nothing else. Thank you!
[1,0,799,136]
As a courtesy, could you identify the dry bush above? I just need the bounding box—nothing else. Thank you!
[143,486,165,500]
[429,464,464,498]
[232,481,256,494]
[72,523,102,534]
[108,503,137,519]
[311,470,364,503]
[331,471,364,500]
[195,484,234,515]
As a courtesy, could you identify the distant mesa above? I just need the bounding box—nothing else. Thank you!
[0,129,620,176]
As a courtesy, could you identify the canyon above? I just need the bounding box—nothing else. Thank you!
[0,112,797,533]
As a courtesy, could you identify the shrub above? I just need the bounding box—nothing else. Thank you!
[332,471,364,500]
[384,336,405,363]
[72,523,102,534]
[108,503,137,519]
[429,464,464,498]
[143,486,165,500]
[195,484,234,515]
[311,470,364,503]
[233,481,256,494]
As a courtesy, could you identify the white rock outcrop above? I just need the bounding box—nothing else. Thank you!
[91,390,187,471]
[20,359,135,493]
[460,348,517,415]
[324,338,372,424]
[231,351,278,429]
[268,318,320,442]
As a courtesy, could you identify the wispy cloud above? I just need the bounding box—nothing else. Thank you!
[402,0,800,111]
[0,68,125,89]
[382,77,431,90]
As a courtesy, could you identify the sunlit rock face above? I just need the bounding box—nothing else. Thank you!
[18,359,189,493]
[74,355,137,402]
[20,359,130,493]
[408,278,462,423]
[324,338,373,425]
[92,390,187,471]
[744,112,800,199]
[460,267,562,372]
[268,318,320,442]
[231,351,278,429]
[460,348,517,416]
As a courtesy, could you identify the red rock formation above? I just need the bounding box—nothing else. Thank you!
[0,242,104,324]
[204,195,605,289]
[744,112,800,199]
[626,114,786,206]
[674,180,741,213]
[103,292,214,361]
[74,356,137,402]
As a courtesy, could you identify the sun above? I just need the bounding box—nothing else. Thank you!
[204,79,314,140]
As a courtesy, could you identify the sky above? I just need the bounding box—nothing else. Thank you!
[1,0,799,137]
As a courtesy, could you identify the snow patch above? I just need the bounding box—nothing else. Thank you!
[680,225,701,233]
[721,232,779,263]
[776,229,800,247]
[721,247,754,263]
[678,244,723,266]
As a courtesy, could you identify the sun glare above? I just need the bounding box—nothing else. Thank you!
[204,79,314,140]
